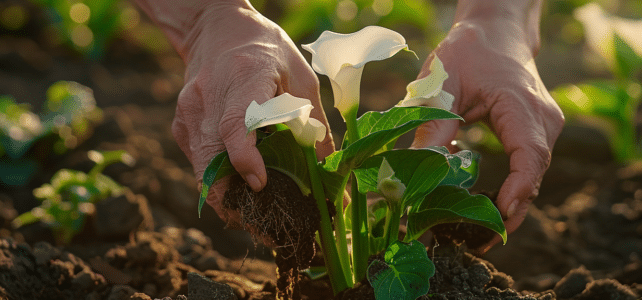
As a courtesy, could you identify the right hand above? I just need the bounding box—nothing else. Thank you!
[171,3,334,224]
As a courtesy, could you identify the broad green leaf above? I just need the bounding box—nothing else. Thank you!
[405,186,506,243]
[324,107,460,175]
[434,149,481,189]
[198,130,311,216]
[367,240,434,300]
[353,149,449,207]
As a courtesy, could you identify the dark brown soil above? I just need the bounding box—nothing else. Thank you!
[223,169,320,300]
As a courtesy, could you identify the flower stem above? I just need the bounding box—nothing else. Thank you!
[350,173,369,282]
[333,176,353,286]
[343,107,359,147]
[343,106,369,282]
[302,146,349,294]
[382,203,401,249]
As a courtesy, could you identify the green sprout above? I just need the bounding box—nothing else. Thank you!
[199,26,506,299]
[12,150,134,245]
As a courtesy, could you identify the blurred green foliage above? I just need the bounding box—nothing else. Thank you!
[0,81,102,186]
[12,150,134,245]
[551,3,642,162]
[28,0,120,58]
[251,0,443,46]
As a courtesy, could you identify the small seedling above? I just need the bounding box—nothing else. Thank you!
[200,26,506,299]
[0,81,102,186]
[12,150,134,245]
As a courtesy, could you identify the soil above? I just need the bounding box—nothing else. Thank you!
[1,1,642,299]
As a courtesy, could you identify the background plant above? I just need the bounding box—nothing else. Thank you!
[11,150,134,245]
[0,81,102,186]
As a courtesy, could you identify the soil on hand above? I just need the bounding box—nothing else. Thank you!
[223,169,320,300]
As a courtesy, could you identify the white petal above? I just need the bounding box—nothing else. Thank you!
[303,26,409,115]
[329,66,364,113]
[285,116,327,147]
[244,93,313,133]
[302,26,408,80]
[403,56,448,101]
[400,91,454,111]
[397,56,454,110]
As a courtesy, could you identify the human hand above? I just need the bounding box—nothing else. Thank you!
[412,17,564,253]
[169,3,334,224]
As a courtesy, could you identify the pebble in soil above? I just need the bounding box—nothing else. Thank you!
[223,169,320,300]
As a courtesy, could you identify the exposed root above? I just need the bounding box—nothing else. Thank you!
[223,169,320,300]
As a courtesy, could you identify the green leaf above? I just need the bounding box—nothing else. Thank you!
[405,186,506,243]
[198,130,312,217]
[367,240,434,300]
[614,33,642,79]
[324,107,460,175]
[435,149,481,189]
[551,80,641,162]
[368,199,388,238]
[353,149,449,208]
[302,266,328,280]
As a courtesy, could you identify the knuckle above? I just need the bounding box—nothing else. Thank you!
[527,140,552,171]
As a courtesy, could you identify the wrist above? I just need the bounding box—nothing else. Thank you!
[453,0,542,56]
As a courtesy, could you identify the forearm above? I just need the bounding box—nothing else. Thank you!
[453,0,543,55]
[133,0,252,58]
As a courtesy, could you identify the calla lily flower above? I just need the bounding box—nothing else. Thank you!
[397,55,454,111]
[377,158,405,204]
[302,26,410,117]
[245,93,326,147]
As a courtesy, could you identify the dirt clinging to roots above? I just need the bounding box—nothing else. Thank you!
[223,169,320,300]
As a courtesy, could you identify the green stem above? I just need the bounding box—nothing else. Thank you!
[350,173,369,282]
[344,106,370,282]
[303,147,349,294]
[333,176,353,286]
[343,107,359,147]
[382,203,401,249]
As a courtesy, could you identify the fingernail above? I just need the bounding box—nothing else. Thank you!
[506,202,518,218]
[246,174,262,192]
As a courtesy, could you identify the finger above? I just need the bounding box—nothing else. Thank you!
[497,146,545,233]
[411,118,459,148]
[489,95,552,230]
[218,86,275,193]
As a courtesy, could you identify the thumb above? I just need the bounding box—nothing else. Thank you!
[411,118,459,148]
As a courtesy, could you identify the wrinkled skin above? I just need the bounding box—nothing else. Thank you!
[169,4,334,225]
[412,18,564,252]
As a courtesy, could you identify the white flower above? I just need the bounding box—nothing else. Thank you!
[245,93,326,147]
[397,55,454,111]
[377,158,405,204]
[302,26,410,116]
